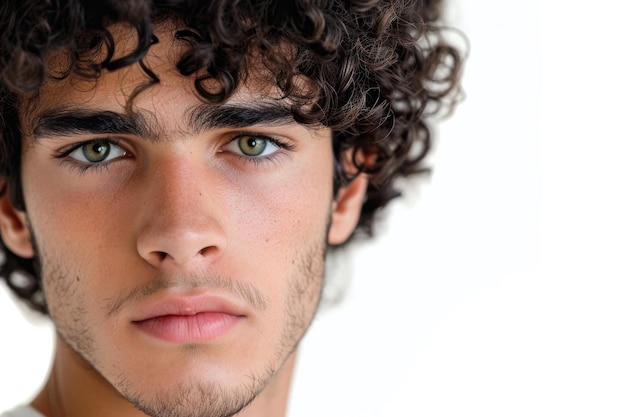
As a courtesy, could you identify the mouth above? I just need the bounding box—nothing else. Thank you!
[133,312,243,343]
[131,292,246,343]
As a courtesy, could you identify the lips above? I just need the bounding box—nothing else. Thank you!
[131,292,245,343]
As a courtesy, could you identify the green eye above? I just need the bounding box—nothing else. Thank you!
[238,136,268,156]
[223,134,283,159]
[68,140,126,165]
[81,141,111,162]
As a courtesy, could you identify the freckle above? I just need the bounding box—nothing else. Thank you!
[76,276,80,282]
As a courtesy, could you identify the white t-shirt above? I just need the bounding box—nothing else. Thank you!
[0,406,44,417]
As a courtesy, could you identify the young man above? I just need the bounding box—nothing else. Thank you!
[0,1,462,416]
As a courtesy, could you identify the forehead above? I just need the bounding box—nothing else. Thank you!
[23,21,302,130]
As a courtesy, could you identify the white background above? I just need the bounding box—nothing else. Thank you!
[2,0,626,415]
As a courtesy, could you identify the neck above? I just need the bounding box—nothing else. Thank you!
[32,337,297,417]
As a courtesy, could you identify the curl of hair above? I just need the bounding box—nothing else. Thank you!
[0,0,464,314]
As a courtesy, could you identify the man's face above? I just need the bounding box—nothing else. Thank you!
[5,24,364,417]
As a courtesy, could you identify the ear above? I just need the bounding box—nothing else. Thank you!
[328,173,368,245]
[0,189,34,258]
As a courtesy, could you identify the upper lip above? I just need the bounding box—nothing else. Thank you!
[130,291,247,322]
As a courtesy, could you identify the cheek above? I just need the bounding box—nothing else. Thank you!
[22,154,119,238]
[231,180,331,270]
[22,176,130,306]
[26,189,122,271]
[225,153,335,248]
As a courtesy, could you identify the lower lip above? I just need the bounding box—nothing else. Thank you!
[133,312,241,343]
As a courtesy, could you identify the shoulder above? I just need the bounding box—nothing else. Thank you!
[0,406,44,417]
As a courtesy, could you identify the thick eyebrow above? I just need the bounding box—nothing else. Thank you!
[31,102,297,142]
[187,102,296,134]
[33,108,151,141]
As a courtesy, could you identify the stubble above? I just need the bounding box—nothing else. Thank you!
[34,219,329,417]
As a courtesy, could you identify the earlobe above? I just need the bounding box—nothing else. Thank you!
[0,190,34,258]
[328,174,368,245]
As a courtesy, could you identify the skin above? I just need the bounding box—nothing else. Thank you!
[0,23,367,417]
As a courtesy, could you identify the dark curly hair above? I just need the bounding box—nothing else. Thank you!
[0,0,463,314]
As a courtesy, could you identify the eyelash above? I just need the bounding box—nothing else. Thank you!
[54,138,129,174]
[53,134,294,173]
[223,133,294,166]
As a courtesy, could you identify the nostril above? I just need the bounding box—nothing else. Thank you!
[198,246,212,256]
[156,251,167,260]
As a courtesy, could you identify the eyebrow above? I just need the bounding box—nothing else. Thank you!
[32,101,296,142]
[33,109,149,140]
[188,102,295,134]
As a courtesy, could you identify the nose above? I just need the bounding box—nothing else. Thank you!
[136,156,226,269]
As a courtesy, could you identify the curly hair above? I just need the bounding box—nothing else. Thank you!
[0,0,463,314]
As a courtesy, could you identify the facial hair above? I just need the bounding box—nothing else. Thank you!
[33,218,329,417]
